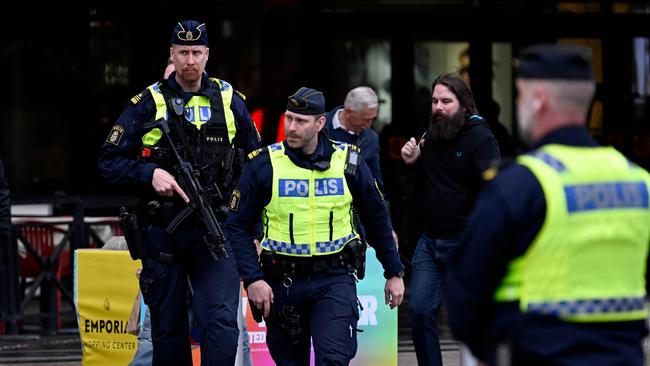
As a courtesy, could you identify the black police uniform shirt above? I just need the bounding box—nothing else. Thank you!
[323,106,384,192]
[225,133,405,288]
[446,126,649,363]
[98,72,260,185]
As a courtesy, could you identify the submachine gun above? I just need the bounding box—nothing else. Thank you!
[157,117,229,261]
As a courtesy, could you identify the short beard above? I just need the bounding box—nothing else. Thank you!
[427,109,466,141]
[179,69,201,84]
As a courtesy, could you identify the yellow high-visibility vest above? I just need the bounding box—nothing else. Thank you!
[261,141,359,257]
[494,145,650,322]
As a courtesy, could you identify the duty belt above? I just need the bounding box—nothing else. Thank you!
[260,249,355,278]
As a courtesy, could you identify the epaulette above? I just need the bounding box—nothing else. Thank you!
[130,88,151,105]
[247,147,268,161]
[482,158,514,182]
[234,89,246,101]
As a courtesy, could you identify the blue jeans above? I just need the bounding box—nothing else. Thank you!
[408,234,458,366]
[129,309,152,366]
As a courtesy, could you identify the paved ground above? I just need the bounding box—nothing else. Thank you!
[1,297,463,365]
[0,301,464,366]
[0,335,462,366]
[2,279,466,365]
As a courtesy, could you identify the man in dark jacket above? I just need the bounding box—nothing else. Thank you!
[401,72,500,366]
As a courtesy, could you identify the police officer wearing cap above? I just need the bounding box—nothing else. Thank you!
[225,87,405,365]
[98,20,260,366]
[446,44,650,366]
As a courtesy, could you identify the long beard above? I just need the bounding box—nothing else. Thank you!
[427,110,466,141]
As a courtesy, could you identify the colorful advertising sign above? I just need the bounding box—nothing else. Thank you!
[243,247,397,365]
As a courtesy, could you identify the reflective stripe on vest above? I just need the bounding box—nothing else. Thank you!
[261,142,359,257]
[141,79,237,146]
[527,296,647,321]
[261,233,357,255]
[494,144,650,322]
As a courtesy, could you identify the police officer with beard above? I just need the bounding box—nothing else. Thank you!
[98,20,260,366]
[226,87,405,365]
[401,72,500,366]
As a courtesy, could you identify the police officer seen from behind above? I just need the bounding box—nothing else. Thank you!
[226,87,405,365]
[447,44,650,366]
[98,20,260,366]
[400,72,500,366]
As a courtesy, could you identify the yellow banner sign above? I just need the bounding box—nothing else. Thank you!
[74,249,141,366]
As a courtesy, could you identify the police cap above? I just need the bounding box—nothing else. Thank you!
[515,44,594,80]
[287,87,325,115]
[171,20,208,46]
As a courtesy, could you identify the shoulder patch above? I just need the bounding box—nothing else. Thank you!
[105,125,125,146]
[234,89,246,101]
[228,189,241,212]
[247,147,266,160]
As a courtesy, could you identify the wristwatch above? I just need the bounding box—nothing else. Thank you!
[393,271,405,278]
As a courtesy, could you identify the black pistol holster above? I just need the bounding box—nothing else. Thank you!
[345,239,367,280]
[119,206,148,260]
[275,304,306,345]
[250,300,305,345]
